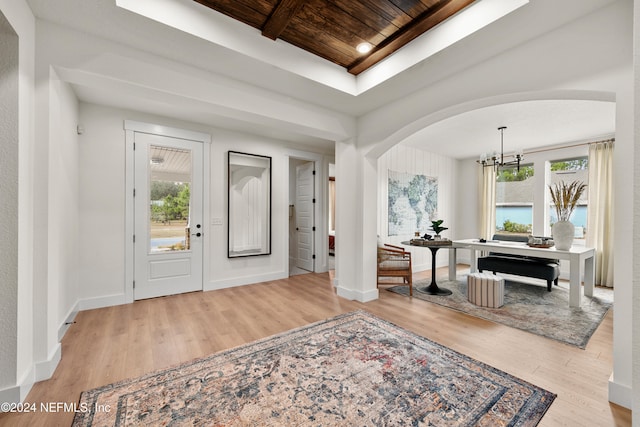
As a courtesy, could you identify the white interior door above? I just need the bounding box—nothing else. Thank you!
[296,162,315,271]
[134,132,203,300]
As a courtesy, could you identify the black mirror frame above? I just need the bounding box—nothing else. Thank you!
[227,151,272,258]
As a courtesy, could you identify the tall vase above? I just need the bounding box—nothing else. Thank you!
[552,221,575,250]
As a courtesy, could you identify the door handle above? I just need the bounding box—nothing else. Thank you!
[191,232,202,237]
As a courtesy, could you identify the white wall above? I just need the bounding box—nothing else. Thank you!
[49,76,80,339]
[31,68,81,386]
[77,104,127,304]
[0,7,20,393]
[78,103,331,305]
[377,144,457,272]
[0,0,36,404]
[634,1,640,419]
[206,129,290,289]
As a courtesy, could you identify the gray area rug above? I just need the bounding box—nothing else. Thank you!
[387,277,613,348]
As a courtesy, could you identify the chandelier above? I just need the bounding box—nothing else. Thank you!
[478,126,523,172]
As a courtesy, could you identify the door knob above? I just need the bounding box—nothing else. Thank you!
[192,232,202,237]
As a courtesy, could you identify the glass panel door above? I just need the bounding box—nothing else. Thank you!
[149,145,192,253]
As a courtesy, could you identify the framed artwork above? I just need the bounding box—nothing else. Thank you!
[387,170,438,236]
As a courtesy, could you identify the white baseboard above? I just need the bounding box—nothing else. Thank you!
[35,343,61,382]
[0,384,21,409]
[78,293,128,311]
[608,375,632,409]
[205,271,288,291]
[336,286,379,302]
[58,301,79,341]
[0,344,61,409]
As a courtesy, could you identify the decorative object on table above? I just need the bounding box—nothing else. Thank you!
[387,278,612,348]
[72,311,556,427]
[409,238,452,247]
[430,219,448,240]
[422,233,432,240]
[548,180,587,250]
[387,170,438,236]
[527,235,555,248]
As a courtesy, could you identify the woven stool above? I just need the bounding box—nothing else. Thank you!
[467,272,504,308]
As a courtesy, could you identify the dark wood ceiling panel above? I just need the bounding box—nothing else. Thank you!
[304,0,387,47]
[262,0,305,40]
[194,0,272,28]
[194,0,477,74]
[348,0,477,74]
[281,17,358,67]
[355,0,414,28]
[329,0,402,38]
[390,0,437,18]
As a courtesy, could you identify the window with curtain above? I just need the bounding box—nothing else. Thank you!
[495,164,534,235]
[479,139,613,286]
[548,157,588,241]
[329,177,336,232]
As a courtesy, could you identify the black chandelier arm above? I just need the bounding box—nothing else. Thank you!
[477,126,522,172]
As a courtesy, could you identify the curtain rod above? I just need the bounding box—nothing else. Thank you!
[524,138,614,156]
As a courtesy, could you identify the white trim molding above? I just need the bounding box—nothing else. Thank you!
[608,375,632,409]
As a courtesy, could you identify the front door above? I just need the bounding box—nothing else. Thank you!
[295,162,315,271]
[133,132,203,299]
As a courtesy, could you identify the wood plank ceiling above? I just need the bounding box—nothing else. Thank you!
[193,0,477,75]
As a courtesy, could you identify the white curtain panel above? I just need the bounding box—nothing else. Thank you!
[329,179,336,232]
[480,165,496,240]
[586,140,614,287]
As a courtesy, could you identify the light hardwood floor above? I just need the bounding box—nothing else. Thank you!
[0,267,631,426]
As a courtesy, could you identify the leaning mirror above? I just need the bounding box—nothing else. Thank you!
[228,151,272,257]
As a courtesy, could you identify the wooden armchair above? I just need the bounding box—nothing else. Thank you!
[377,244,413,296]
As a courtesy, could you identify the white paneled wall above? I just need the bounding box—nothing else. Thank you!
[230,177,262,252]
[378,145,457,272]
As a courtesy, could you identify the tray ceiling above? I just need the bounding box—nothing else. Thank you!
[193,0,477,75]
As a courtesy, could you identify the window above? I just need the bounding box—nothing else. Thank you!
[548,157,588,240]
[495,165,534,235]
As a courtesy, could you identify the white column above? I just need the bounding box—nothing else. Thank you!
[630,0,640,414]
[610,31,634,409]
[334,140,378,302]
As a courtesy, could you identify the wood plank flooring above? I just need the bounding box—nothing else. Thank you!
[0,267,631,426]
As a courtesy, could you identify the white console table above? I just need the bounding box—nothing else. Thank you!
[452,239,595,308]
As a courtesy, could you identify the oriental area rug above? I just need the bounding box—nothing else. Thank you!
[388,277,613,348]
[72,310,555,426]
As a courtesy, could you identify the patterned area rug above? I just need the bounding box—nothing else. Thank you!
[388,277,613,348]
[72,311,555,426]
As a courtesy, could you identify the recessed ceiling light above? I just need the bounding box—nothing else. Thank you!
[356,42,372,54]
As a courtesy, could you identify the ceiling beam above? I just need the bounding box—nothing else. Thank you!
[262,0,305,40]
[348,0,477,75]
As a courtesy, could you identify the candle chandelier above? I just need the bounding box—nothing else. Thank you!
[478,126,523,172]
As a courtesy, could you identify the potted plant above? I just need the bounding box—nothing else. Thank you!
[430,219,448,240]
[548,180,586,250]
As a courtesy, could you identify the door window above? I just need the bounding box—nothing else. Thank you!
[148,145,192,253]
